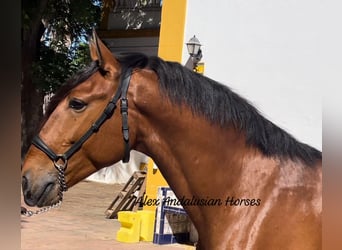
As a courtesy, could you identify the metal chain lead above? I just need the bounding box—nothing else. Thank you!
[21,161,68,217]
[54,157,68,193]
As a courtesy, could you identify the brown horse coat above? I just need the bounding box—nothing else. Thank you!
[22,31,322,250]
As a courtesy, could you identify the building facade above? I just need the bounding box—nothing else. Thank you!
[90,0,321,183]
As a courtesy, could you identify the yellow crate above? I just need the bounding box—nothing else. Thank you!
[137,210,156,241]
[116,211,141,243]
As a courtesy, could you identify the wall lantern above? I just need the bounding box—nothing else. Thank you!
[186,35,202,60]
[185,35,204,73]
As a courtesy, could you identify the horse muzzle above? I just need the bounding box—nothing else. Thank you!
[22,170,59,207]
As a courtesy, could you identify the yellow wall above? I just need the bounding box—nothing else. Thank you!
[144,0,187,211]
[158,0,187,62]
[143,159,169,211]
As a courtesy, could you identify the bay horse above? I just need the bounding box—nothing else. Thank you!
[21,30,322,250]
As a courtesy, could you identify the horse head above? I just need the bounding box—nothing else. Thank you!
[21,31,134,207]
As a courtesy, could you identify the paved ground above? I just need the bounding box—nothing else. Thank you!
[21,180,194,250]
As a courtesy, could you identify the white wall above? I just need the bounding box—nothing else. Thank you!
[86,150,148,184]
[182,0,322,150]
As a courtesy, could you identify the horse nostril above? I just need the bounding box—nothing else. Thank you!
[22,174,36,206]
[22,175,28,191]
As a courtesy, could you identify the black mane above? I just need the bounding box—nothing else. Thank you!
[119,53,321,166]
[42,52,322,166]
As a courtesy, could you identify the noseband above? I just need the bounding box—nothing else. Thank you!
[32,68,133,189]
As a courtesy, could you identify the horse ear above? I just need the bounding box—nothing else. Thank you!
[89,29,120,79]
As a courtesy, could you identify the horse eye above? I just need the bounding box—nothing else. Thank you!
[69,99,87,111]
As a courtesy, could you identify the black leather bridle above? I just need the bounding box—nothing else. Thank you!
[31,68,133,191]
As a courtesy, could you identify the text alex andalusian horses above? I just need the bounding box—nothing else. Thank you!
[22,30,322,250]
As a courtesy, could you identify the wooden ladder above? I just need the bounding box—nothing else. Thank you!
[105,170,147,219]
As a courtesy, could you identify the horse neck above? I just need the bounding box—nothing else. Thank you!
[127,72,322,247]
[128,70,263,202]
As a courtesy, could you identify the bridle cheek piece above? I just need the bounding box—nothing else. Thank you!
[22,69,133,217]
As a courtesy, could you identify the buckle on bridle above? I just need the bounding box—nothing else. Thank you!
[53,154,68,172]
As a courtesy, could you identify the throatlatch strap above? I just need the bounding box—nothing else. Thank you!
[120,69,132,163]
